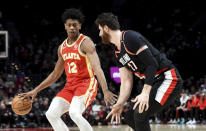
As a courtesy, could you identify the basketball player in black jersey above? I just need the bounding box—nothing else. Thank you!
[95,13,183,131]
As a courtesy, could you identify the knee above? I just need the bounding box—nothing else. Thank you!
[69,108,81,121]
[45,109,59,120]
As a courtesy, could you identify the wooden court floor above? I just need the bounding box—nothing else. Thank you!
[1,124,206,131]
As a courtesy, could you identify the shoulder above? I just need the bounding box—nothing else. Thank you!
[81,36,96,53]
[124,30,141,38]
[58,45,62,57]
[123,30,146,54]
[58,39,67,55]
[82,35,93,44]
[124,30,143,42]
[81,35,94,47]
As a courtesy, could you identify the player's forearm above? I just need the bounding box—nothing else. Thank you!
[94,68,109,93]
[116,82,133,106]
[34,71,60,93]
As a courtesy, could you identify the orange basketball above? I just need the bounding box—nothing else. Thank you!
[12,95,32,115]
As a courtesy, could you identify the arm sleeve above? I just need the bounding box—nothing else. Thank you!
[124,31,147,54]
[138,49,159,85]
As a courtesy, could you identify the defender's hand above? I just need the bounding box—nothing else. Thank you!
[131,93,149,113]
[106,104,123,124]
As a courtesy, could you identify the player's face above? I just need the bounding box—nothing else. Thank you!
[98,25,111,44]
[64,19,81,38]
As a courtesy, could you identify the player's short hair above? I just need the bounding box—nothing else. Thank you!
[95,12,120,30]
[61,8,85,24]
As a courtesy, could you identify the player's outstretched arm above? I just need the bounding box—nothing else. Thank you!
[19,46,65,101]
[106,67,133,124]
[81,37,117,106]
[115,67,133,106]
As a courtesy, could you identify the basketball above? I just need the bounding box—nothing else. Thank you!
[11,95,32,115]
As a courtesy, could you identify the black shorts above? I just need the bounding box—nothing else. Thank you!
[151,67,182,106]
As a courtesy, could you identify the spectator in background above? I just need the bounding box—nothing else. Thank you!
[175,92,189,124]
[0,99,14,128]
[186,93,200,124]
[97,106,107,125]
[197,94,206,124]
[185,96,193,124]
[92,100,102,120]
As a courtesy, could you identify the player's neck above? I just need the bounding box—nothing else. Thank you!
[110,30,122,50]
[67,34,79,44]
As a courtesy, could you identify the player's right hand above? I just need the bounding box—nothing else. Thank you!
[18,89,38,102]
[103,90,118,106]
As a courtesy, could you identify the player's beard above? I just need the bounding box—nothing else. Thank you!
[101,31,111,44]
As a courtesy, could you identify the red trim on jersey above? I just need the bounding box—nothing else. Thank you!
[135,72,145,77]
[115,31,124,53]
[123,42,136,55]
[120,31,136,55]
[135,67,169,77]
[156,68,168,75]
[160,69,178,105]
[76,34,85,45]
[114,52,118,58]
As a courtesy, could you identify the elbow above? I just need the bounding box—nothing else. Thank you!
[153,60,159,69]
[148,61,158,72]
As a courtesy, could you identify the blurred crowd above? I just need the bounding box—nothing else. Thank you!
[0,0,206,129]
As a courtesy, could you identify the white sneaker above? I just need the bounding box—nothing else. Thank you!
[186,120,192,125]
[191,119,196,124]
[149,119,153,124]
[155,119,161,124]
[172,120,177,124]
[168,119,173,124]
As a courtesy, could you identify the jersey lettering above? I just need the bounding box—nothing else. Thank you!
[128,60,138,71]
[67,62,77,73]
[63,53,80,61]
[119,53,131,65]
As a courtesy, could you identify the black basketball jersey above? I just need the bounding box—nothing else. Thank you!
[114,30,173,81]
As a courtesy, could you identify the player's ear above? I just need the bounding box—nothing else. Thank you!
[64,23,67,30]
[104,25,109,32]
[79,23,82,30]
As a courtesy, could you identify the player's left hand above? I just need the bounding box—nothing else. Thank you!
[106,103,123,124]
[103,90,118,106]
[131,93,149,113]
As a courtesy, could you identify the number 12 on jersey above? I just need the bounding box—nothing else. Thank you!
[67,62,77,73]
